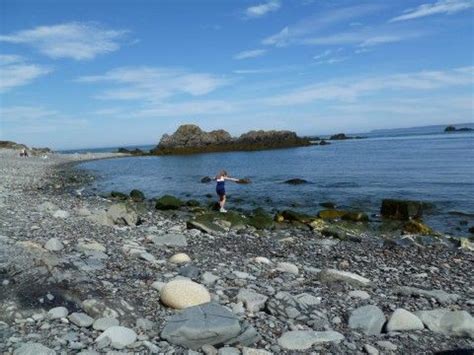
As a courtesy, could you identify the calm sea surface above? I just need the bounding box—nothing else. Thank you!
[77,133,474,236]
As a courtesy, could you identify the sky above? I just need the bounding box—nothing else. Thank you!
[0,0,473,149]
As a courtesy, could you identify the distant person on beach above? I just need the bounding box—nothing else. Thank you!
[20,149,28,157]
[215,170,240,213]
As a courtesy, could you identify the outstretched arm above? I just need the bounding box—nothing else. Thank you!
[225,177,240,182]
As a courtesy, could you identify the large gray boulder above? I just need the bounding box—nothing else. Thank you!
[439,311,474,338]
[348,305,386,335]
[161,302,257,349]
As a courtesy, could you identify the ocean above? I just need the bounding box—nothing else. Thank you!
[76,130,474,237]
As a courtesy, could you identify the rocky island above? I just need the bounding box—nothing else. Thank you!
[444,125,473,133]
[150,124,311,155]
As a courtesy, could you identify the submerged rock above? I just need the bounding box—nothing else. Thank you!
[284,178,308,185]
[110,191,128,200]
[130,189,145,202]
[201,176,212,183]
[381,199,424,220]
[402,220,433,235]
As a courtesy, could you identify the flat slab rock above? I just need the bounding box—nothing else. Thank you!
[161,302,249,350]
[319,268,372,287]
[13,342,56,355]
[277,330,344,350]
[395,286,460,304]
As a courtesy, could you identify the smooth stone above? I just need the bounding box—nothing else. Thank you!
[414,309,450,332]
[95,326,137,350]
[47,306,68,319]
[218,347,240,355]
[376,341,397,351]
[364,344,379,355]
[161,302,242,350]
[13,342,56,355]
[439,310,474,338]
[254,257,272,265]
[93,317,119,331]
[53,210,70,219]
[44,238,63,252]
[386,308,424,332]
[319,268,371,287]
[348,305,386,335]
[242,348,273,355]
[349,290,371,300]
[68,312,94,327]
[202,272,219,285]
[277,330,344,350]
[160,279,211,309]
[150,233,188,247]
[237,289,268,313]
[169,253,191,264]
[276,262,299,275]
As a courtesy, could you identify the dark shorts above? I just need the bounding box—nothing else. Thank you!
[216,187,226,197]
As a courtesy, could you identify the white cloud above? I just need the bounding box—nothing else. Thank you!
[0,22,128,60]
[262,4,382,46]
[0,55,51,92]
[233,49,267,60]
[0,106,58,122]
[245,0,281,18]
[77,66,228,102]
[390,0,473,22]
[262,66,474,106]
[313,49,333,60]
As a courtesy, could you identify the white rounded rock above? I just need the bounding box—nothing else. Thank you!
[386,308,424,332]
[169,253,191,264]
[48,306,68,319]
[160,279,211,309]
[44,238,64,252]
[93,317,119,330]
[95,326,137,349]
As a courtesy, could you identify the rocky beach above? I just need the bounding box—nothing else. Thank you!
[0,148,473,355]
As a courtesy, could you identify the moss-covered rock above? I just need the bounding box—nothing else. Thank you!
[278,210,313,223]
[155,195,183,210]
[186,199,201,207]
[402,220,433,235]
[309,218,327,231]
[247,208,274,230]
[130,189,145,202]
[318,209,347,220]
[110,191,128,200]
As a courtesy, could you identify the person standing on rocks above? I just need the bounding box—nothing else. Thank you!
[215,170,239,213]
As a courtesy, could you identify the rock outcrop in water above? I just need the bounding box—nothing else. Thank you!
[444,125,473,133]
[150,124,311,155]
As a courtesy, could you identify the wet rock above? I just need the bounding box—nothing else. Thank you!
[110,191,128,200]
[395,286,460,304]
[149,233,188,247]
[130,189,145,202]
[237,289,268,313]
[155,195,183,210]
[95,326,137,350]
[13,342,56,355]
[160,280,211,309]
[169,253,191,264]
[47,306,68,319]
[381,199,423,220]
[284,178,308,185]
[68,312,94,327]
[402,220,433,235]
[320,201,336,209]
[277,210,313,223]
[44,238,63,252]
[201,176,212,183]
[319,268,371,287]
[386,308,424,332]
[318,209,347,220]
[161,302,243,350]
[348,305,386,335]
[277,330,344,351]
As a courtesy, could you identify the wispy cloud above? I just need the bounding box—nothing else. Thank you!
[313,49,348,64]
[234,49,267,60]
[77,66,228,102]
[390,0,474,22]
[0,22,128,60]
[262,66,474,106]
[262,4,382,47]
[245,0,281,18]
[0,55,51,92]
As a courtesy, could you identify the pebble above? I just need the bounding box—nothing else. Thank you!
[44,238,64,252]
[47,306,68,319]
[95,326,137,350]
[169,252,191,264]
[349,290,371,300]
[68,313,94,327]
[93,317,119,330]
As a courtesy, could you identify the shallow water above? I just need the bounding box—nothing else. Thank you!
[77,133,474,236]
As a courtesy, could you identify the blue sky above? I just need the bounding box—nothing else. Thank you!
[0,0,473,149]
